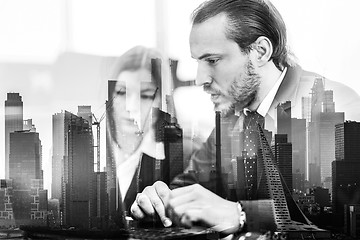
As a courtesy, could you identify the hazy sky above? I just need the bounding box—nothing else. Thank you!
[1,0,360,193]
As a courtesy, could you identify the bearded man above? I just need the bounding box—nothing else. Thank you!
[130,0,360,237]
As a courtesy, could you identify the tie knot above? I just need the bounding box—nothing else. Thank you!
[243,108,252,116]
[243,109,258,120]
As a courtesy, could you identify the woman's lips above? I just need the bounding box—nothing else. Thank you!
[121,118,137,125]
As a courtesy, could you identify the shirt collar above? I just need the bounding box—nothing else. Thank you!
[140,128,165,160]
[256,67,287,117]
[113,127,165,169]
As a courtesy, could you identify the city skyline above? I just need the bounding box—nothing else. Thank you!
[1,0,360,184]
[2,78,360,236]
[1,1,360,238]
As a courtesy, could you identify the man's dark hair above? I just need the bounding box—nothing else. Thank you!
[192,0,292,70]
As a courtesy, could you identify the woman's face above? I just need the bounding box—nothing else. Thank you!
[112,68,159,137]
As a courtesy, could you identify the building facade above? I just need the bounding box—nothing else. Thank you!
[9,130,42,190]
[5,93,23,179]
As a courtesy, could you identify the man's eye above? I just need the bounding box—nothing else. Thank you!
[206,58,219,64]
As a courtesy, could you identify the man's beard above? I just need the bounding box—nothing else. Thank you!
[228,60,260,111]
[204,60,261,116]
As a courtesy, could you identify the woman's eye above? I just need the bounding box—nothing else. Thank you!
[141,94,154,100]
[116,90,126,96]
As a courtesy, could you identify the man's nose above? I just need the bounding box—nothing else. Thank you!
[195,63,212,86]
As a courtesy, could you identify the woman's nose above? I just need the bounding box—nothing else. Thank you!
[126,92,141,124]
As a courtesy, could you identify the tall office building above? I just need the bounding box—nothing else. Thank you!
[322,90,335,112]
[52,111,70,200]
[332,121,360,228]
[335,121,360,161]
[153,108,184,185]
[308,77,344,186]
[5,93,23,179]
[272,134,293,193]
[277,101,292,140]
[77,105,93,124]
[78,105,108,228]
[66,112,94,229]
[308,78,324,186]
[291,118,306,178]
[346,204,360,238]
[52,111,94,228]
[106,80,117,220]
[332,161,360,227]
[292,170,305,192]
[301,96,311,123]
[319,112,344,183]
[91,172,108,229]
[9,130,42,190]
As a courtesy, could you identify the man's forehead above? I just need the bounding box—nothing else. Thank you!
[190,14,230,57]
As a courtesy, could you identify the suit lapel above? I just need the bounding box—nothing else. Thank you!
[271,65,303,111]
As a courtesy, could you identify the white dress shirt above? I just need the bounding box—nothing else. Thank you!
[113,128,165,201]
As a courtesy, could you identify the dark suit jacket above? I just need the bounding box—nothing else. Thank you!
[122,154,159,213]
[169,65,360,232]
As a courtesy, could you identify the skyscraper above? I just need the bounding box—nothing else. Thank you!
[5,93,23,179]
[52,111,69,200]
[163,122,184,184]
[332,121,360,227]
[91,172,108,229]
[335,121,360,161]
[319,112,344,183]
[52,111,94,228]
[308,77,344,186]
[63,112,94,229]
[77,105,93,124]
[332,161,360,227]
[153,108,184,185]
[9,130,42,190]
[308,78,325,186]
[277,101,292,140]
[273,134,293,193]
[291,118,306,179]
[106,80,117,220]
[301,96,311,123]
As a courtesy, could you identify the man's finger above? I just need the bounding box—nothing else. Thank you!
[168,189,196,209]
[130,201,145,219]
[136,192,155,216]
[180,209,202,228]
[152,181,172,227]
[170,184,199,198]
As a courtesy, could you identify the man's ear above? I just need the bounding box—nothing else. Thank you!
[252,36,273,67]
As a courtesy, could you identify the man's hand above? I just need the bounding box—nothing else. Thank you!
[131,182,240,235]
[130,181,172,227]
[167,184,240,235]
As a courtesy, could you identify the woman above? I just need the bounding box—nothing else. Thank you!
[107,46,164,213]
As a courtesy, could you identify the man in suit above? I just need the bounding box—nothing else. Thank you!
[130,0,360,236]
